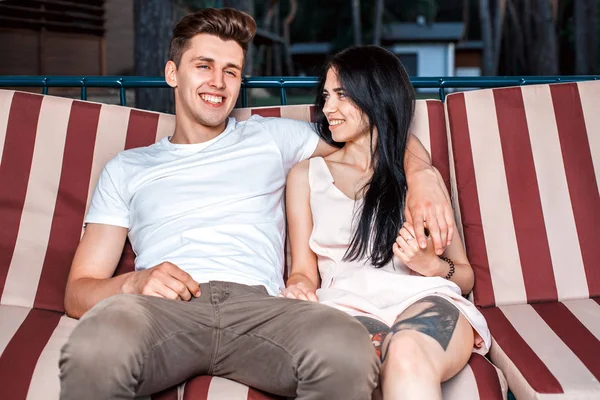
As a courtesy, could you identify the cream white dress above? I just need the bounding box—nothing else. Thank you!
[307,157,490,354]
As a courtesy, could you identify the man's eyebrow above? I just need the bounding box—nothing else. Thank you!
[191,56,214,63]
[190,56,242,71]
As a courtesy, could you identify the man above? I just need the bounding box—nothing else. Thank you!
[59,8,454,400]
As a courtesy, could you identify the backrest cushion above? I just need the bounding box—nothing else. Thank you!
[0,89,449,312]
[446,81,600,308]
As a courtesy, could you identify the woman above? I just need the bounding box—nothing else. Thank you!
[282,46,490,399]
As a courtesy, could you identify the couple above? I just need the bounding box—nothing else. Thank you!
[59,7,489,400]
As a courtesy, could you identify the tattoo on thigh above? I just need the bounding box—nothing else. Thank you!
[355,316,390,360]
[382,296,459,361]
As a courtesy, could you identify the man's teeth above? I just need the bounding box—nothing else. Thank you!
[201,94,223,104]
[329,120,344,125]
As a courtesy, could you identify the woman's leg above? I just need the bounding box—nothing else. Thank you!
[380,295,474,400]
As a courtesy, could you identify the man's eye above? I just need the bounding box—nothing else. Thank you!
[197,65,209,69]
[225,70,236,77]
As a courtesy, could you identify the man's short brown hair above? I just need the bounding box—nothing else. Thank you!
[169,8,257,66]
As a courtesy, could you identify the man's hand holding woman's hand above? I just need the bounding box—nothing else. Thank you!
[392,222,448,278]
[280,281,318,302]
[121,261,201,300]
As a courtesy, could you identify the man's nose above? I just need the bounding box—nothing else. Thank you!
[209,72,225,89]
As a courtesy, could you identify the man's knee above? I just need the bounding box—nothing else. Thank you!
[60,295,151,373]
[296,308,379,398]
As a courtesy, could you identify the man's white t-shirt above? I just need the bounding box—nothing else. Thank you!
[85,116,319,295]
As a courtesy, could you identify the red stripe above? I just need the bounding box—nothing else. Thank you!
[481,307,562,393]
[494,87,558,303]
[251,107,281,118]
[124,109,160,150]
[533,302,600,380]
[468,353,503,400]
[182,375,212,400]
[0,309,62,399]
[114,239,136,277]
[550,84,600,297]
[34,101,101,312]
[446,93,495,307]
[151,386,178,400]
[309,105,318,123]
[426,101,451,194]
[0,92,43,300]
[247,387,282,400]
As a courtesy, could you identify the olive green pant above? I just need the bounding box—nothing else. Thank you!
[59,281,379,399]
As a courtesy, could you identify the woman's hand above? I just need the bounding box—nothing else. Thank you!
[280,281,318,302]
[392,221,448,278]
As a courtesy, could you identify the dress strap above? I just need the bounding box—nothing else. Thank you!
[308,157,335,192]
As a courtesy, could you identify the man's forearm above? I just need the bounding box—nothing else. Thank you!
[64,272,133,319]
[405,134,432,175]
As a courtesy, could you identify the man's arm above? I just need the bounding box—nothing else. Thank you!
[404,135,455,255]
[311,139,339,158]
[65,224,200,319]
[65,224,131,318]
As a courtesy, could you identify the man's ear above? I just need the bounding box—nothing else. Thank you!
[165,60,177,88]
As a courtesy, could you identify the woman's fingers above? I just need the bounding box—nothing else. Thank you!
[281,283,317,302]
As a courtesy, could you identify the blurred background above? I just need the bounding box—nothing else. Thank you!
[0,0,598,111]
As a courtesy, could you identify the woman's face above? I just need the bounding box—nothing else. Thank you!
[322,68,369,143]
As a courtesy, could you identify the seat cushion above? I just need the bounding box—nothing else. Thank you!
[0,305,77,399]
[0,305,284,400]
[150,376,283,400]
[442,353,508,400]
[0,304,507,400]
[481,299,600,399]
[151,353,506,400]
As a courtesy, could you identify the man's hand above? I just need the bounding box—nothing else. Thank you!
[405,167,454,255]
[122,262,201,300]
[280,281,318,302]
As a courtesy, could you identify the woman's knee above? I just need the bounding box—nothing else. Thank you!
[382,332,442,381]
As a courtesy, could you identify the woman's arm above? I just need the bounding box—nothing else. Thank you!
[282,160,321,301]
[394,221,474,296]
[393,167,474,295]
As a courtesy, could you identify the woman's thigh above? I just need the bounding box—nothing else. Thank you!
[381,295,474,381]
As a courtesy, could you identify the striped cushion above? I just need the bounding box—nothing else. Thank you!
[482,299,600,399]
[0,90,175,312]
[0,302,507,400]
[446,81,600,308]
[0,306,77,399]
[150,376,283,400]
[446,81,600,399]
[442,353,507,400]
[0,90,503,399]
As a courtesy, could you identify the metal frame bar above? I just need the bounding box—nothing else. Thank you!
[1,75,599,106]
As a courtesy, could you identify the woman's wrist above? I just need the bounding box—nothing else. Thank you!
[425,256,451,278]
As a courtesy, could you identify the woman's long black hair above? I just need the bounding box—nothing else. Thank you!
[313,45,415,268]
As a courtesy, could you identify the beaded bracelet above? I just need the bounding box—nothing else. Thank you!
[439,256,455,280]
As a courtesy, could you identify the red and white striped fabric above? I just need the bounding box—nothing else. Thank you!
[0,89,505,399]
[446,81,600,399]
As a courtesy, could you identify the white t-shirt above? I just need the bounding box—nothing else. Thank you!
[85,116,319,295]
